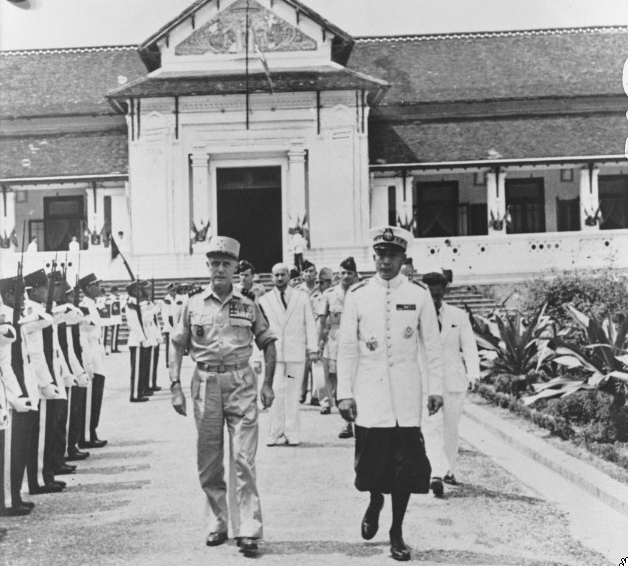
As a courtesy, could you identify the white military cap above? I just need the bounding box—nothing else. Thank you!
[368,225,413,251]
[205,236,240,260]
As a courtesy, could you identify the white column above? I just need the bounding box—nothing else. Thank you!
[191,149,211,252]
[0,189,16,239]
[487,169,507,235]
[288,148,307,236]
[580,167,600,231]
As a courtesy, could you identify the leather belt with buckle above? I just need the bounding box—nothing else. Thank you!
[197,361,249,373]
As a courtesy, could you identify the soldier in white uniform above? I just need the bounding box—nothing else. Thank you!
[162,283,176,368]
[318,257,359,437]
[78,274,107,449]
[421,272,480,495]
[124,280,151,402]
[169,236,277,557]
[337,226,444,562]
[107,286,123,353]
[295,260,317,404]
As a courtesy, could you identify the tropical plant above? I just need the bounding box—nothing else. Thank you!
[523,305,628,408]
[472,303,555,395]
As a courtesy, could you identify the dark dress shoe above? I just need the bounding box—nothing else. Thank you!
[338,423,353,439]
[130,397,149,403]
[18,501,35,509]
[51,480,66,488]
[320,407,331,415]
[89,439,108,448]
[55,465,76,475]
[143,390,154,397]
[66,450,89,461]
[299,393,306,404]
[205,531,228,546]
[0,505,31,517]
[443,473,458,485]
[361,493,384,540]
[150,386,162,392]
[238,537,258,555]
[390,535,411,561]
[430,478,444,497]
[309,397,320,406]
[31,483,64,494]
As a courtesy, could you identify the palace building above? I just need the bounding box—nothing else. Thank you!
[1,0,627,283]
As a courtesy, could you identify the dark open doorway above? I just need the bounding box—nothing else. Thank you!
[216,166,282,273]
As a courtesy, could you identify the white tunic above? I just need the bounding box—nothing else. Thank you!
[79,296,106,377]
[337,274,443,428]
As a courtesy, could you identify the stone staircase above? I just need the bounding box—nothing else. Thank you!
[102,275,497,347]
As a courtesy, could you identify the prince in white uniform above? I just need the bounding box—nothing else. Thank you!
[337,226,444,562]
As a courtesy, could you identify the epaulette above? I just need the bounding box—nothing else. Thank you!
[410,279,428,289]
[350,279,370,293]
[188,287,203,297]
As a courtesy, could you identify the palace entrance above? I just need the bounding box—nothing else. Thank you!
[216,166,282,272]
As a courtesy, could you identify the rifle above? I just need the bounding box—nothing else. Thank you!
[45,254,58,315]
[10,221,29,398]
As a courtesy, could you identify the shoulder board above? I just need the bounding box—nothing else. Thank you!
[410,279,428,289]
[350,280,369,293]
[188,287,203,297]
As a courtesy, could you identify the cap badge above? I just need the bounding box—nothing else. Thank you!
[382,228,394,242]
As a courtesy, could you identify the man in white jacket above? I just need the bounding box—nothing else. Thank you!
[259,263,318,446]
[337,226,444,562]
[421,272,480,494]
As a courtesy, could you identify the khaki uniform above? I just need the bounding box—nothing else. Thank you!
[171,285,275,538]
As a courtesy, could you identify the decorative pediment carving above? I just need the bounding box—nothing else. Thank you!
[175,0,317,56]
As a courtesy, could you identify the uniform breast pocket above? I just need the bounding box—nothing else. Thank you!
[230,317,252,341]
[190,314,213,343]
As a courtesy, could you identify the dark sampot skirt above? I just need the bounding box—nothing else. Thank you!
[354,425,431,494]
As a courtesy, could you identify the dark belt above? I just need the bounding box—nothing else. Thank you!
[196,361,249,373]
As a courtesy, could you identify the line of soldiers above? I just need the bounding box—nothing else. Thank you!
[125,281,193,402]
[0,267,108,517]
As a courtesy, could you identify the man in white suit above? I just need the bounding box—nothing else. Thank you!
[259,263,319,446]
[421,272,480,495]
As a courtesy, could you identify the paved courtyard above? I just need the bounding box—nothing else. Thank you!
[0,352,614,565]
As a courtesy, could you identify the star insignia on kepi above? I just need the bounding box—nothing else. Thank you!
[382,228,394,242]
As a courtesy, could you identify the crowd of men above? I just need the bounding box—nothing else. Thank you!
[0,268,109,520]
[1,228,479,562]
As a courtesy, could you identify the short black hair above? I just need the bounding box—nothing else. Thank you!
[238,260,256,274]
[422,272,448,287]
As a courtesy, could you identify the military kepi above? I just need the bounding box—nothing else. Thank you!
[206,236,240,260]
[369,225,413,251]
[340,256,357,273]
[24,269,48,288]
[79,272,101,290]
[0,276,18,293]
[126,280,149,295]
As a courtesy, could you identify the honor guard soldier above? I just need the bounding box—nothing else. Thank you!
[162,283,176,368]
[0,293,34,515]
[295,259,317,404]
[169,236,277,557]
[60,284,90,461]
[78,274,107,448]
[0,278,39,507]
[144,287,162,392]
[125,280,151,402]
[22,269,66,494]
[317,257,359,436]
[336,226,444,562]
[310,267,334,413]
[107,287,123,353]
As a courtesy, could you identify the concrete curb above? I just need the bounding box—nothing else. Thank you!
[463,399,628,518]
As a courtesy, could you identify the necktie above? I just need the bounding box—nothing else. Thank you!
[280,291,287,310]
[437,308,442,332]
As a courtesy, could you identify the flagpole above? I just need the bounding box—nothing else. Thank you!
[245,0,250,130]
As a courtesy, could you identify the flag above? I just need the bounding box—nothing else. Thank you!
[254,38,274,94]
[111,234,120,261]
[10,227,17,248]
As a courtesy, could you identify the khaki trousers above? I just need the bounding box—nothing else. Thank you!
[192,365,263,538]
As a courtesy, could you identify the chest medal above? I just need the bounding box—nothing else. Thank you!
[365,337,378,351]
[404,326,414,339]
[195,326,205,337]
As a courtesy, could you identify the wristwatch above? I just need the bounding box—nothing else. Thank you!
[170,380,181,390]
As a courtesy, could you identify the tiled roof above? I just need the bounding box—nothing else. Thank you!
[0,131,128,179]
[108,67,388,99]
[349,27,628,104]
[0,47,147,119]
[369,114,628,163]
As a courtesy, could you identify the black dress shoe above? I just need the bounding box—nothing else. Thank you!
[299,393,306,404]
[0,505,31,517]
[443,473,458,485]
[55,465,76,475]
[89,439,108,448]
[205,531,228,546]
[51,480,66,488]
[338,422,353,439]
[18,501,35,509]
[130,397,149,403]
[66,450,89,461]
[238,537,258,555]
[430,477,444,497]
[361,493,384,540]
[320,407,331,415]
[30,483,64,494]
[309,397,320,406]
[150,386,162,392]
[143,390,154,397]
[390,535,411,561]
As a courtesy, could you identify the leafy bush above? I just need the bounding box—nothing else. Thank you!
[522,270,628,329]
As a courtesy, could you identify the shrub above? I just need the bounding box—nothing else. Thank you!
[522,270,628,329]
